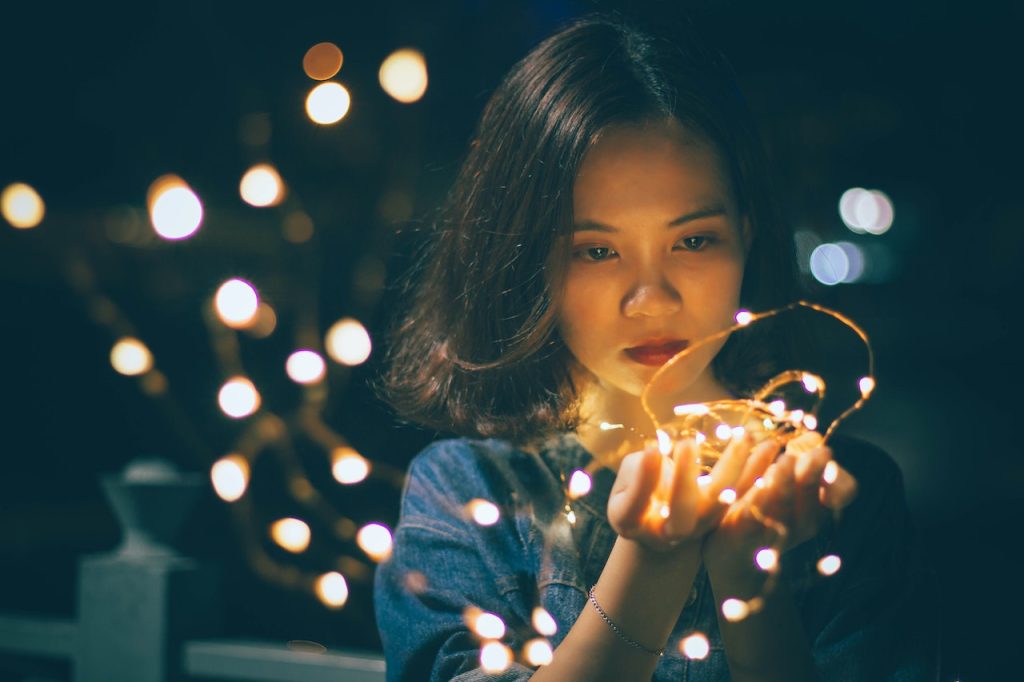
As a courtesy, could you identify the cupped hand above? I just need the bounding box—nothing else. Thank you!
[606,434,779,553]
[701,431,859,574]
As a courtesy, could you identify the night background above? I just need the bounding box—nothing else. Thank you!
[1,1,1020,680]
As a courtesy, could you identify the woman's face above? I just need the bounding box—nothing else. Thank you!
[559,118,749,405]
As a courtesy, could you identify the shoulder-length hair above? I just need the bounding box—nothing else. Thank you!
[378,13,800,445]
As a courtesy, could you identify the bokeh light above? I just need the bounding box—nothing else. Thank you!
[285,349,326,384]
[836,241,866,283]
[479,641,512,673]
[809,243,849,286]
[524,638,554,666]
[721,598,750,622]
[303,42,343,80]
[271,517,311,553]
[215,278,260,328]
[568,470,592,499]
[210,454,250,502]
[218,376,261,418]
[325,317,372,366]
[839,187,894,235]
[357,523,393,562]
[239,163,284,207]
[755,547,779,571]
[379,48,428,103]
[468,499,501,526]
[331,447,370,484]
[110,337,154,376]
[817,554,842,576]
[1,182,45,229]
[472,612,506,640]
[532,607,557,636]
[245,302,277,339]
[148,175,203,240]
[315,571,349,609]
[305,82,351,125]
[283,211,314,243]
[735,309,753,326]
[680,632,710,660]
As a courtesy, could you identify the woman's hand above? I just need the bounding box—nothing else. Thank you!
[701,431,859,576]
[607,434,778,553]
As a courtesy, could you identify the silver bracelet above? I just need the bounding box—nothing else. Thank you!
[587,585,666,657]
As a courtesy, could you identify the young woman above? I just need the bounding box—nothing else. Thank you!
[375,14,938,681]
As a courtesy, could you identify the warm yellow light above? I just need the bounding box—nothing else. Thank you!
[754,547,778,571]
[817,554,842,576]
[859,376,876,398]
[315,571,349,609]
[802,373,822,393]
[524,638,554,666]
[565,509,576,525]
[721,598,750,622]
[714,424,732,440]
[599,421,623,430]
[211,454,249,502]
[239,163,284,207]
[568,470,592,499]
[754,476,766,489]
[303,42,343,80]
[731,426,746,440]
[659,503,670,519]
[357,523,393,562]
[768,400,786,417]
[789,409,805,425]
[822,460,839,484]
[148,175,202,240]
[1,182,45,229]
[680,632,710,660]
[110,337,153,376]
[286,349,326,384]
[325,317,372,365]
[271,517,311,553]
[468,499,500,526]
[246,302,278,338]
[472,612,506,640]
[479,641,512,673]
[379,48,428,103]
[331,447,370,484]
[803,414,819,431]
[218,376,261,418]
[656,429,673,455]
[305,82,350,125]
[718,488,737,505]
[215,278,260,328]
[735,310,753,326]
[674,403,710,416]
[697,474,712,488]
[532,607,557,636]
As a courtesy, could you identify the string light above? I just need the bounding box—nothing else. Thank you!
[1,182,45,229]
[568,470,592,499]
[734,309,753,326]
[305,82,351,125]
[239,163,284,207]
[656,429,673,455]
[218,377,261,418]
[817,554,842,576]
[215,279,260,328]
[721,598,750,623]
[532,607,557,636]
[147,175,203,240]
[379,48,428,103]
[471,612,506,639]
[331,447,370,484]
[524,638,553,666]
[468,499,500,526]
[315,571,349,608]
[325,317,372,365]
[303,42,343,81]
[356,523,393,562]
[285,349,326,384]
[822,460,839,484]
[110,337,153,376]
[718,488,737,505]
[479,641,512,673]
[754,547,779,572]
[210,454,250,502]
[271,518,311,553]
[680,632,710,660]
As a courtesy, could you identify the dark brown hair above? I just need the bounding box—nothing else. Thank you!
[378,13,799,444]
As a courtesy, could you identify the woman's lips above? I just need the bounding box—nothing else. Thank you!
[623,341,690,366]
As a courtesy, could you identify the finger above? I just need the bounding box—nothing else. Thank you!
[609,446,663,534]
[663,439,698,536]
[710,433,753,495]
[760,452,796,520]
[819,463,858,511]
[735,438,783,494]
[793,446,830,532]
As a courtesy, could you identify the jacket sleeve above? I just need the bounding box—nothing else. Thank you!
[374,440,538,682]
[808,440,940,681]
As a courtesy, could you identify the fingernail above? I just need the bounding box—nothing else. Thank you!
[795,449,813,480]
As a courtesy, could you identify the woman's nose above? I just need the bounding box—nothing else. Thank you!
[621,272,682,318]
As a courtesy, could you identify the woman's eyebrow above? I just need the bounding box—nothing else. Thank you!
[572,205,727,233]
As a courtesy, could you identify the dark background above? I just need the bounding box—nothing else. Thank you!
[1,1,1020,680]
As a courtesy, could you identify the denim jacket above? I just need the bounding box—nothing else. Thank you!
[374,433,939,681]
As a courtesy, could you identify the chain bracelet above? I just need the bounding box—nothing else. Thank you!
[587,585,666,657]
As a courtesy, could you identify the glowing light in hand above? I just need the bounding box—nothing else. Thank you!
[568,470,592,499]
[718,488,737,505]
[472,612,506,639]
[532,607,557,636]
[822,460,839,484]
[524,638,553,666]
[755,547,779,571]
[735,310,753,326]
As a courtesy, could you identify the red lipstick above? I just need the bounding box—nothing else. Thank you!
[624,340,689,366]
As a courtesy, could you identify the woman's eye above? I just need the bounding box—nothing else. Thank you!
[677,236,711,251]
[575,246,616,262]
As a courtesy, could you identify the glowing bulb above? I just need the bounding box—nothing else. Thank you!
[215,278,259,328]
[674,403,710,416]
[810,243,850,286]
[305,82,351,125]
[715,424,732,440]
[803,414,819,431]
[837,241,866,283]
[823,460,839,484]
[656,429,673,455]
[303,42,343,80]
[718,488,737,505]
[148,175,202,240]
[802,373,821,393]
[315,571,349,608]
[680,632,710,660]
[469,499,500,526]
[565,509,576,525]
[840,187,894,235]
[479,641,512,673]
[735,310,753,326]
[694,432,706,444]
[357,523,393,562]
[721,598,750,622]
[568,470,592,498]
[817,554,842,576]
[697,474,712,488]
[768,400,786,417]
[473,612,506,639]
[754,476,766,489]
[659,503,670,519]
[379,48,428,103]
[755,547,779,571]
[1,182,45,229]
[863,190,894,235]
[210,454,249,502]
[110,337,153,376]
[532,607,557,636]
[789,409,805,425]
[325,317,372,366]
[332,447,370,484]
[599,421,623,430]
[524,638,553,666]
[239,163,284,207]
[859,376,876,398]
[286,349,326,384]
[731,426,746,440]
[271,518,311,553]
[218,377,261,418]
